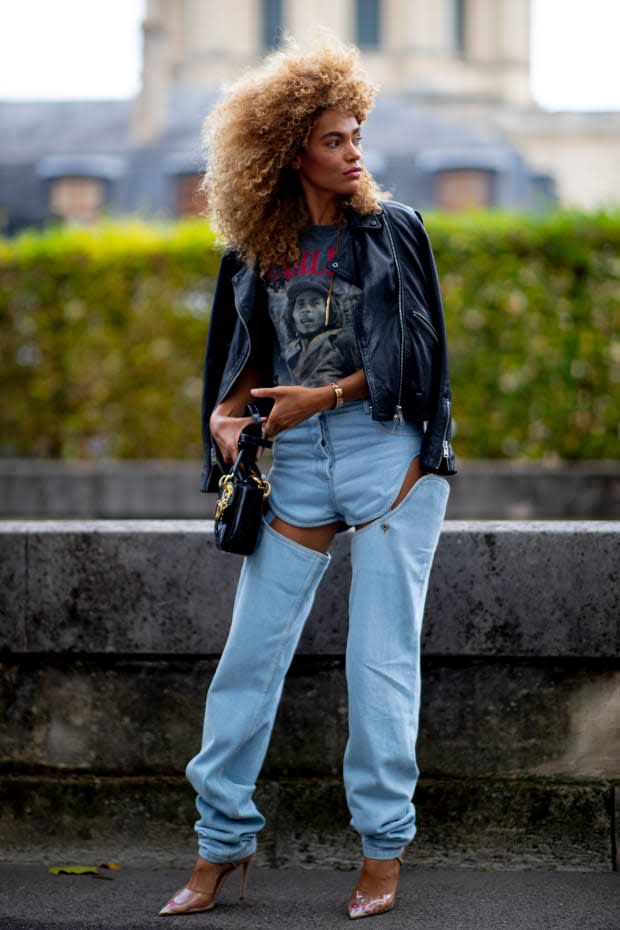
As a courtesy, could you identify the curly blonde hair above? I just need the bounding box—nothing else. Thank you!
[201,35,386,271]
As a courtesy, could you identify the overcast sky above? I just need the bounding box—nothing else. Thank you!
[0,0,619,111]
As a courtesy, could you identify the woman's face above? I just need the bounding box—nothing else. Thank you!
[292,110,363,202]
[292,289,326,334]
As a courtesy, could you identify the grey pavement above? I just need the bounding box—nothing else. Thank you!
[0,865,618,930]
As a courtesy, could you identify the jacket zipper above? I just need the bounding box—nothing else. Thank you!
[412,310,439,343]
[437,398,452,468]
[382,210,405,425]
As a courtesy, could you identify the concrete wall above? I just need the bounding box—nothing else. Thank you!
[1,520,618,869]
[2,459,619,519]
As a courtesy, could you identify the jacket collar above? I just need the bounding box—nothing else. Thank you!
[325,207,384,283]
[345,206,383,231]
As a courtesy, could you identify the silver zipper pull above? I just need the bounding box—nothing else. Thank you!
[443,439,450,460]
[393,405,404,426]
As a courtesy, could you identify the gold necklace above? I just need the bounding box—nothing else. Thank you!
[324,220,342,327]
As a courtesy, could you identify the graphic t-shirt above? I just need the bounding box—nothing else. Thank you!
[265,224,363,388]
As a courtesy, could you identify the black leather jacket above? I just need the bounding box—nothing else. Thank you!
[200,200,456,492]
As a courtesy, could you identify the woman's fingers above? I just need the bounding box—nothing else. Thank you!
[210,414,254,463]
[251,385,331,437]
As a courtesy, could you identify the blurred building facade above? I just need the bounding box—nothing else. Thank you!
[1,0,619,232]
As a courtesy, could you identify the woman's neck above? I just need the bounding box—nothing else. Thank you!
[303,191,340,226]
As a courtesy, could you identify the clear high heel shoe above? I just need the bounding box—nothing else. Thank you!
[347,853,404,920]
[158,853,254,916]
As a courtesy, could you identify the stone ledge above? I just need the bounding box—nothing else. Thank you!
[1,520,618,657]
[0,775,615,871]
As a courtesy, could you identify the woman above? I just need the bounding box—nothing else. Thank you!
[160,36,456,921]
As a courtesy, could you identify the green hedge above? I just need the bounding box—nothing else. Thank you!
[428,210,620,459]
[0,221,220,458]
[1,212,618,460]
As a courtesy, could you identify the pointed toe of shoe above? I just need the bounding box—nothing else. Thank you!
[347,890,396,920]
[158,886,215,916]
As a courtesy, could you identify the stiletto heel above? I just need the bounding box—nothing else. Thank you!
[158,853,254,916]
[239,856,251,900]
[347,853,404,920]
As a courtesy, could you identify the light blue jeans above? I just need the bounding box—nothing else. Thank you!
[186,401,449,861]
[267,400,424,527]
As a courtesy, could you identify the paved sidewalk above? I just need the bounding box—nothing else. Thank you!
[0,865,618,930]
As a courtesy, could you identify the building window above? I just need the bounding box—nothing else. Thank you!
[433,169,494,210]
[355,0,381,49]
[262,0,283,50]
[175,174,208,217]
[452,0,467,55]
[49,176,105,224]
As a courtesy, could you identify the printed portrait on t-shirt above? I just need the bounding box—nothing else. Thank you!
[266,230,363,388]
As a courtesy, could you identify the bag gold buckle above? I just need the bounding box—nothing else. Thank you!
[214,472,271,522]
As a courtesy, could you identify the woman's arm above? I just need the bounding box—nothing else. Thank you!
[252,368,368,439]
[209,364,264,464]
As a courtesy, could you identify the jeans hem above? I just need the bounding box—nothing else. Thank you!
[196,838,257,864]
[361,842,410,860]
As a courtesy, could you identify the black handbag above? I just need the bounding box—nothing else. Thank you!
[214,404,272,555]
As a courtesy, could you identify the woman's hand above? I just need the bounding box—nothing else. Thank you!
[209,364,265,464]
[209,410,255,465]
[251,385,334,438]
[252,370,370,439]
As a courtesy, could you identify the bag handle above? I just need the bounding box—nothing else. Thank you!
[232,403,272,478]
[238,403,272,454]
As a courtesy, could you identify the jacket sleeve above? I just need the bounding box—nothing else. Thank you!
[199,250,243,493]
[411,211,457,475]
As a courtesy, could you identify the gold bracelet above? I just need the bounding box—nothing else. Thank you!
[330,382,344,408]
